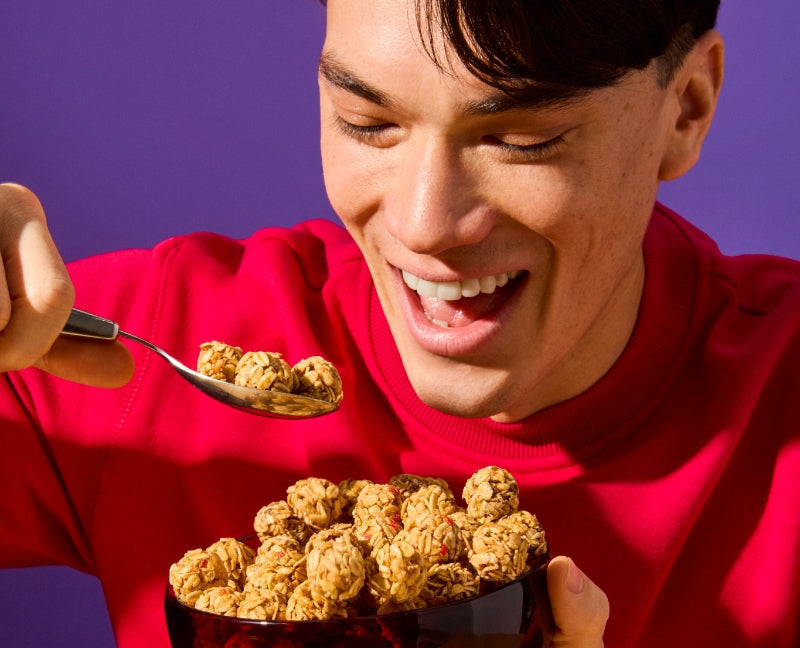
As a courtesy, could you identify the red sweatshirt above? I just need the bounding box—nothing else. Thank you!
[1,203,798,647]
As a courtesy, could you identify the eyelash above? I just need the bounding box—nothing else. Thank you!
[489,134,566,161]
[334,115,565,162]
[335,116,394,143]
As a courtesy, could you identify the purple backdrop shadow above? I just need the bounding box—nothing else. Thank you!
[0,1,797,645]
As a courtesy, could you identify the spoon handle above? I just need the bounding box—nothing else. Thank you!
[63,308,120,340]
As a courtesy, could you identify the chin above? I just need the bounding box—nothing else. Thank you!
[414,382,516,420]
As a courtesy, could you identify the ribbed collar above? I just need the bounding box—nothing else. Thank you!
[366,204,701,468]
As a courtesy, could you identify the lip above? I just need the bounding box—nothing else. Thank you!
[393,266,527,357]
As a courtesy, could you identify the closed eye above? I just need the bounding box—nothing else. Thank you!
[334,115,398,147]
[485,134,566,162]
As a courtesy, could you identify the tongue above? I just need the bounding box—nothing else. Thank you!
[419,282,518,327]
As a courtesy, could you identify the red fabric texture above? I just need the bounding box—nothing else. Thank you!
[1,204,798,647]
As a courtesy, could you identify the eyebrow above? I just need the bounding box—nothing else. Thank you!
[318,53,394,109]
[461,89,585,116]
[318,52,587,116]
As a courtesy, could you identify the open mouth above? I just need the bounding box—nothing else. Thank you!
[401,269,526,328]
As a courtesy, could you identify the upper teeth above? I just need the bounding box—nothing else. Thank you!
[402,270,521,301]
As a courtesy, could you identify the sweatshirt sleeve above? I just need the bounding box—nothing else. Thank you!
[0,243,161,572]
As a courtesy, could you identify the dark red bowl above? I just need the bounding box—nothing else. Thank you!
[164,557,549,647]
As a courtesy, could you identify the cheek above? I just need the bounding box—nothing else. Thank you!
[320,131,382,228]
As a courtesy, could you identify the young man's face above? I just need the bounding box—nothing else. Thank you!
[320,0,679,422]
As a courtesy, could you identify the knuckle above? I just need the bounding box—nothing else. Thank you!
[33,275,76,315]
[0,184,47,232]
[0,182,43,214]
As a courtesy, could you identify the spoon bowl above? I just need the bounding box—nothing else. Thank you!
[63,308,339,419]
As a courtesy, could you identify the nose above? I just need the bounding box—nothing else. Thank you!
[384,135,493,256]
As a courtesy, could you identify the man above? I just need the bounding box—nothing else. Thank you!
[1,1,798,646]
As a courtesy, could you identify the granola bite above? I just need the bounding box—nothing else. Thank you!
[462,466,520,523]
[285,580,349,621]
[253,500,309,544]
[235,350,298,393]
[366,537,427,604]
[293,355,344,404]
[395,515,465,566]
[401,483,458,528]
[243,564,292,602]
[250,535,307,596]
[499,510,549,559]
[420,562,481,606]
[287,477,344,530]
[169,549,228,606]
[353,483,402,528]
[306,531,366,604]
[205,537,256,589]
[352,483,403,553]
[197,341,242,383]
[238,589,286,621]
[194,586,243,617]
[468,522,530,583]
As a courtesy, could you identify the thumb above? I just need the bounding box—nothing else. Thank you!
[539,556,609,647]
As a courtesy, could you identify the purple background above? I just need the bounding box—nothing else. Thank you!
[1,0,798,645]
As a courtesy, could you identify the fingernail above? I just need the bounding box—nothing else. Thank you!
[566,557,585,594]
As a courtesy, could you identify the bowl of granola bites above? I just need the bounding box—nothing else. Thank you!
[164,467,550,647]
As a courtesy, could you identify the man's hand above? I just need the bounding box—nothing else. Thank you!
[0,183,133,387]
[538,556,609,647]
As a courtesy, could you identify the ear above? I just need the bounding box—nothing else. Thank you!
[658,30,725,181]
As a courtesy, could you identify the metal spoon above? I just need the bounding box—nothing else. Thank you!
[62,308,339,419]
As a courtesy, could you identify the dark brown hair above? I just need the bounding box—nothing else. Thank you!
[413,0,721,102]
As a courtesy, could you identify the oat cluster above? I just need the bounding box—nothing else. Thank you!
[169,466,547,621]
[197,341,343,404]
